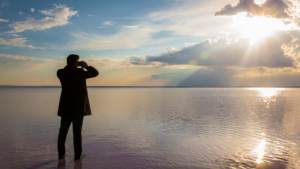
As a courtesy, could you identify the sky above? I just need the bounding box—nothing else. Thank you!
[2,0,300,86]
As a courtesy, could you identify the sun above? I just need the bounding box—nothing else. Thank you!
[231,12,295,44]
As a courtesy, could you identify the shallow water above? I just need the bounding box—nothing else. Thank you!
[0,88,300,169]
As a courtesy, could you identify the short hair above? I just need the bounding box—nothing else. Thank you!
[67,54,79,66]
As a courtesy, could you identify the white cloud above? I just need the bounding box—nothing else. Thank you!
[166,46,180,53]
[0,53,64,71]
[0,37,44,49]
[145,0,232,36]
[30,8,34,12]
[103,21,114,25]
[185,43,196,47]
[40,4,77,20]
[68,0,232,51]
[98,21,115,28]
[10,34,20,37]
[0,19,8,22]
[19,12,22,15]
[68,25,170,50]
[0,54,55,62]
[7,4,77,33]
[0,53,162,69]
[83,56,165,68]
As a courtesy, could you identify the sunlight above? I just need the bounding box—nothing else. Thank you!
[255,0,266,5]
[248,88,286,108]
[248,88,285,99]
[255,139,266,163]
[231,13,295,44]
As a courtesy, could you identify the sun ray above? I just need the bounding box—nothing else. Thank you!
[231,13,295,44]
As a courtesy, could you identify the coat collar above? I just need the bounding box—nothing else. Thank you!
[64,65,77,70]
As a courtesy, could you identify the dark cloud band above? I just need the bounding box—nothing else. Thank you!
[139,31,295,68]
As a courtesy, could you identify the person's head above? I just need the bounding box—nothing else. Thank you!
[67,54,80,67]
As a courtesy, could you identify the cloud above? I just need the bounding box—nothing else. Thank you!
[215,0,290,18]
[7,4,77,33]
[30,8,34,12]
[19,12,22,15]
[69,1,232,50]
[150,73,176,80]
[87,14,94,16]
[98,21,115,28]
[68,25,170,50]
[83,56,165,68]
[166,46,180,53]
[139,31,296,68]
[145,0,232,36]
[40,4,77,20]
[0,19,8,22]
[10,34,20,37]
[151,74,161,79]
[0,54,64,71]
[103,21,114,25]
[2,3,9,7]
[0,54,55,62]
[0,37,44,49]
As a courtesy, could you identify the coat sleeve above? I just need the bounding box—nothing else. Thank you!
[83,66,99,79]
[57,69,62,79]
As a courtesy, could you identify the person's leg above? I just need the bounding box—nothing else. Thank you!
[57,115,72,158]
[72,114,84,159]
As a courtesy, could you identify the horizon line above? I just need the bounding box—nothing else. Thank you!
[1,85,300,88]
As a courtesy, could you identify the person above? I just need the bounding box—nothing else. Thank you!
[57,54,99,160]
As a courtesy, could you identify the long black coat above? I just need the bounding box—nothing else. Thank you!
[57,65,99,116]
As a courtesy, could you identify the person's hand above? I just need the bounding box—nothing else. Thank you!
[80,61,88,68]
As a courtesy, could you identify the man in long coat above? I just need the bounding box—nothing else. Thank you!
[57,54,99,160]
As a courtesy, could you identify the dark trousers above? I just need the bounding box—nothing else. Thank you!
[57,114,84,158]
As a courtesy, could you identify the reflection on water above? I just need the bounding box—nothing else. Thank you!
[0,88,300,168]
[255,138,266,164]
[248,88,286,98]
[248,88,286,108]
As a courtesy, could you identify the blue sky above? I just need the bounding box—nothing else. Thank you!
[0,0,217,59]
[1,0,300,86]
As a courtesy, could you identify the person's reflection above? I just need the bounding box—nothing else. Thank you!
[74,159,82,169]
[57,159,66,169]
[57,158,82,169]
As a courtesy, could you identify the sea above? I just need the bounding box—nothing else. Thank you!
[0,87,300,169]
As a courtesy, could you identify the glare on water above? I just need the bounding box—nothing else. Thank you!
[1,88,300,168]
[248,88,286,99]
[248,88,286,108]
[255,139,266,164]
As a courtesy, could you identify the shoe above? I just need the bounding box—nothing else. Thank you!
[74,155,82,160]
[59,153,66,159]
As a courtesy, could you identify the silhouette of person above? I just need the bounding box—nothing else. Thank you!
[57,54,99,160]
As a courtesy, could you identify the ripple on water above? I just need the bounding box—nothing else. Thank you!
[0,88,300,168]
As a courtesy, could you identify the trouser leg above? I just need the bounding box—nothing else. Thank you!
[57,115,72,157]
[72,114,84,158]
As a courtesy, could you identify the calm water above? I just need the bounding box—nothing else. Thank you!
[0,88,300,169]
